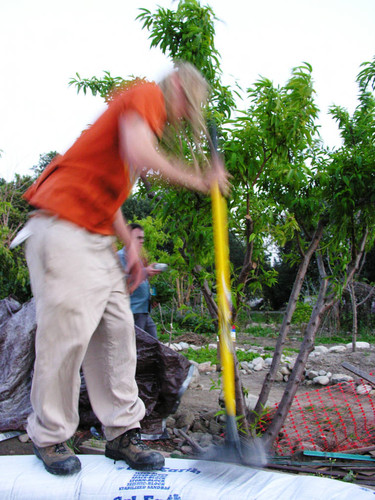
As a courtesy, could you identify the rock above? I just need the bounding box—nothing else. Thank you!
[198,361,216,373]
[313,375,330,386]
[209,420,222,434]
[189,345,201,351]
[245,394,258,411]
[313,346,329,355]
[245,394,268,411]
[252,357,265,371]
[191,421,206,433]
[264,357,273,367]
[346,341,370,349]
[318,370,327,376]
[166,416,176,428]
[194,432,213,448]
[357,384,372,395]
[18,433,30,443]
[188,364,200,388]
[328,345,347,353]
[178,342,190,350]
[275,371,284,382]
[175,411,195,430]
[306,370,319,380]
[331,373,354,384]
[180,445,193,454]
[280,366,290,376]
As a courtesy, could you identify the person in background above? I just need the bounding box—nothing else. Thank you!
[118,223,160,339]
[20,61,229,476]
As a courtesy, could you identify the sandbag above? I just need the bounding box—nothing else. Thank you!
[0,455,373,500]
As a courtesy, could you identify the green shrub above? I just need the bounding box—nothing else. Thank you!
[291,302,313,325]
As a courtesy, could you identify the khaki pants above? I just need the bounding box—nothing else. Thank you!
[25,215,145,447]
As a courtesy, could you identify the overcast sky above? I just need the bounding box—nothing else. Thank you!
[1,0,374,181]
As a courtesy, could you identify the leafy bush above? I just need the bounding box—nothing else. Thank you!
[291,302,313,325]
[153,304,216,336]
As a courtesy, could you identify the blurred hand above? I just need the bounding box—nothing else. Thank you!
[206,157,231,196]
[146,263,161,277]
[126,242,144,294]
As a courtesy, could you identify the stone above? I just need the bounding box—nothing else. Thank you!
[166,416,176,428]
[18,433,30,443]
[275,371,284,382]
[188,365,200,388]
[318,370,327,376]
[191,421,206,433]
[280,366,290,376]
[313,375,330,386]
[306,370,319,380]
[209,420,222,434]
[346,341,370,349]
[328,345,347,353]
[313,346,329,355]
[190,345,201,351]
[331,373,354,384]
[244,394,258,411]
[357,384,372,395]
[198,361,216,373]
[264,357,273,367]
[252,357,265,371]
[178,342,190,350]
[196,433,213,448]
[175,411,195,429]
[180,445,193,454]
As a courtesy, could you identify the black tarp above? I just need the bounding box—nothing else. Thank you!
[0,298,192,438]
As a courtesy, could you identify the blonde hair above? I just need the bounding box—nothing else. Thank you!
[159,61,209,139]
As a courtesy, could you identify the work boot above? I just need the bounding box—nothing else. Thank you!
[33,441,81,475]
[105,428,165,471]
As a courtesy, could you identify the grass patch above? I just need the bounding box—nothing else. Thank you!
[182,346,271,365]
[243,325,276,337]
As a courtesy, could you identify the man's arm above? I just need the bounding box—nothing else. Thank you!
[113,209,143,293]
[119,113,230,195]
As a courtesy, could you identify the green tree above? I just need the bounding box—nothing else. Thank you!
[0,174,34,301]
[260,59,375,449]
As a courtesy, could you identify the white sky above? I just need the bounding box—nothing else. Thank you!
[1,0,374,181]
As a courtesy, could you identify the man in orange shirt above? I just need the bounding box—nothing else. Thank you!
[22,62,229,475]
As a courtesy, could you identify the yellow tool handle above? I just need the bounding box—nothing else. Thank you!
[211,182,236,417]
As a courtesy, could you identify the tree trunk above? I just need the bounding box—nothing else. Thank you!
[250,220,324,423]
[349,282,357,352]
[261,228,368,450]
[262,256,332,449]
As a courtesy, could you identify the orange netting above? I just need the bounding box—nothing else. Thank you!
[260,381,375,455]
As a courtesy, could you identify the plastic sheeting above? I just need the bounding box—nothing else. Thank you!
[0,298,192,438]
[0,456,374,500]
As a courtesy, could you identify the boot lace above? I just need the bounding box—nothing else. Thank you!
[128,430,149,450]
[55,443,68,454]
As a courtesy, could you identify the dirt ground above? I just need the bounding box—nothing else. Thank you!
[1,333,374,457]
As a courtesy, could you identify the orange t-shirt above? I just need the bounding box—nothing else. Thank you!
[23,81,166,235]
